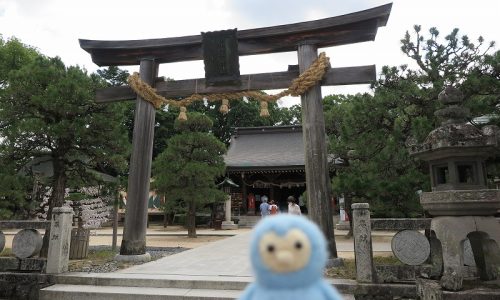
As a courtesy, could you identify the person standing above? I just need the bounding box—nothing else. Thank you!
[287,196,301,215]
[247,193,256,215]
[269,200,279,215]
[259,196,270,218]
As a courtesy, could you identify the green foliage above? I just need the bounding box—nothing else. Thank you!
[0,36,40,86]
[0,38,130,218]
[153,113,226,236]
[327,94,427,217]
[0,158,32,219]
[96,66,130,87]
[327,27,497,217]
[184,98,301,145]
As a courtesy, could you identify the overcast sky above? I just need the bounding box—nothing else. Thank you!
[0,0,498,105]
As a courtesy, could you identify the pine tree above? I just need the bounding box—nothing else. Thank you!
[153,113,226,237]
[326,27,498,217]
[0,47,129,220]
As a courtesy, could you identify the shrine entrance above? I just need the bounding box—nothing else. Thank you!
[80,4,392,259]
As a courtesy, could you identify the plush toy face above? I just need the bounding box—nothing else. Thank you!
[258,228,312,273]
[250,214,328,288]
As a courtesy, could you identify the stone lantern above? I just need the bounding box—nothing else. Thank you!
[218,177,239,230]
[410,86,500,291]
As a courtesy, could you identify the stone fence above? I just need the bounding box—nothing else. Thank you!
[0,207,73,274]
[370,218,431,230]
[352,204,444,284]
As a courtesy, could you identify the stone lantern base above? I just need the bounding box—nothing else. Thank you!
[430,216,500,291]
[420,190,500,216]
[221,221,238,230]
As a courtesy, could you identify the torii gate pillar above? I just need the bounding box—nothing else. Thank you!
[298,43,337,257]
[118,58,157,259]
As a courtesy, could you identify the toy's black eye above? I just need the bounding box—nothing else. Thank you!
[267,245,275,253]
[295,241,302,250]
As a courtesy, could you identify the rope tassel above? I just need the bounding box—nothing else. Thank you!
[178,106,187,121]
[219,99,229,114]
[260,101,270,117]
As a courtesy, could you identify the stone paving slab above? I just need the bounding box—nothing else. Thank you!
[120,231,254,277]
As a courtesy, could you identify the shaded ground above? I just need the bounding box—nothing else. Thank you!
[68,246,188,273]
[325,256,401,279]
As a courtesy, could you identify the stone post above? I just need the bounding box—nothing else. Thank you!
[225,197,231,222]
[352,203,376,283]
[222,195,238,230]
[46,206,73,274]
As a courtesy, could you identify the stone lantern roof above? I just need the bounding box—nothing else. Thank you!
[410,86,500,161]
[409,86,500,216]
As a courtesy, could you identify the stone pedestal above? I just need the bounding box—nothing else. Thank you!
[221,198,238,230]
[114,252,151,263]
[352,203,376,283]
[431,216,500,291]
[46,207,73,274]
[221,221,238,230]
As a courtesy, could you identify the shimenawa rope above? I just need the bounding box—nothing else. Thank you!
[127,52,330,121]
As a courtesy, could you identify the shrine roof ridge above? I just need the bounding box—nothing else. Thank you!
[233,125,302,136]
[79,3,392,66]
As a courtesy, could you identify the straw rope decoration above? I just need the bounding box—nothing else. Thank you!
[127,52,330,121]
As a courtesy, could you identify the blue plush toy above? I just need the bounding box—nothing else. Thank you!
[239,214,343,300]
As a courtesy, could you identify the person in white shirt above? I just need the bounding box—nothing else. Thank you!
[287,196,301,215]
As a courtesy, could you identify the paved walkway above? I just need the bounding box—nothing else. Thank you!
[120,231,254,277]
[118,229,393,277]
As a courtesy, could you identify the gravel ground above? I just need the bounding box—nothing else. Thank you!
[68,245,188,273]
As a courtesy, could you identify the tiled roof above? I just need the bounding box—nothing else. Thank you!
[225,125,304,172]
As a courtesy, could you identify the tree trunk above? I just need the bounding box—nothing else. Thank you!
[112,193,120,251]
[187,200,197,238]
[41,157,68,257]
[345,194,354,238]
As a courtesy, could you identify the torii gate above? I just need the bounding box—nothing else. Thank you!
[80,4,392,259]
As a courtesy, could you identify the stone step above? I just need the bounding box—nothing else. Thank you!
[45,273,416,298]
[41,283,358,300]
[40,284,242,300]
[53,273,252,290]
[235,216,261,228]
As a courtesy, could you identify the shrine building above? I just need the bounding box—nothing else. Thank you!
[224,125,340,215]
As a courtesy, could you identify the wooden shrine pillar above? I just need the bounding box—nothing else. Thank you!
[241,172,247,214]
[120,58,158,256]
[298,43,337,257]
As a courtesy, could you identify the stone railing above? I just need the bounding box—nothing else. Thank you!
[0,207,73,274]
[351,204,443,284]
[370,218,431,230]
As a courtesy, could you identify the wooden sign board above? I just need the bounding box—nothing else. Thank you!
[202,29,240,87]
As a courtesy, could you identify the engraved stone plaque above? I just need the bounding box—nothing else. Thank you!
[391,230,430,265]
[202,29,240,86]
[12,229,43,258]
